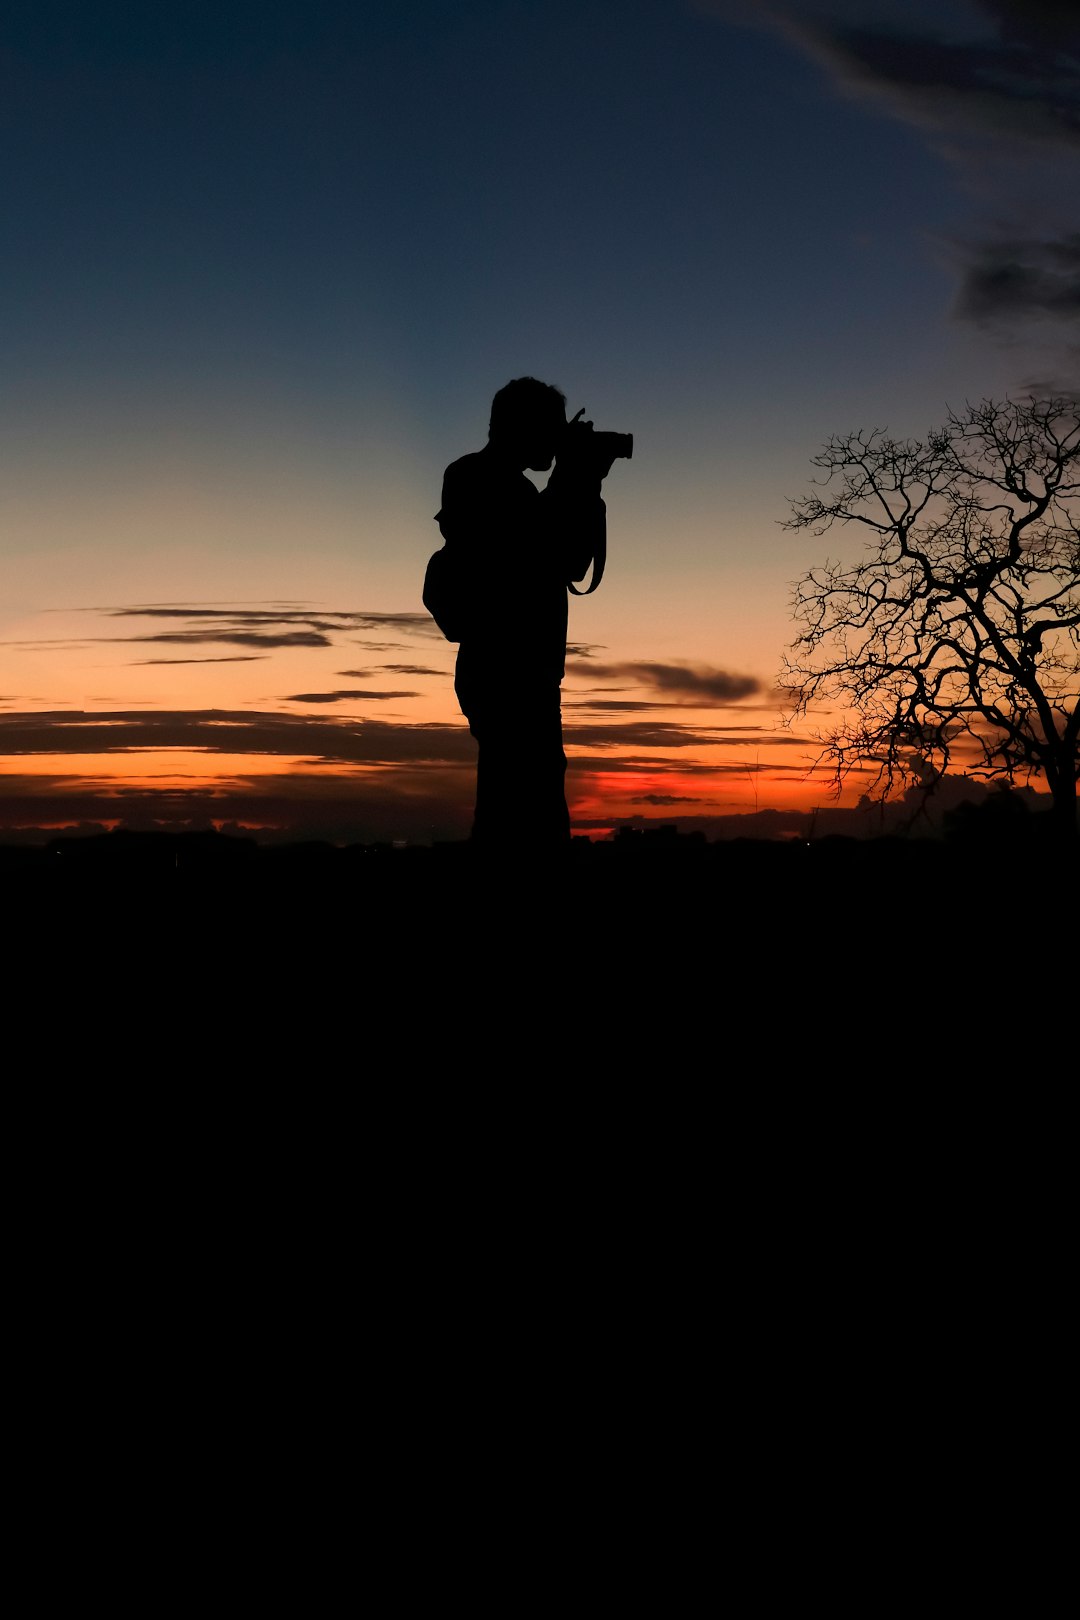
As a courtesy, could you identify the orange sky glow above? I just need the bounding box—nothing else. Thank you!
[5,2,1071,845]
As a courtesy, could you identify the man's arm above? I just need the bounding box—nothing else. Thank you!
[542,466,606,585]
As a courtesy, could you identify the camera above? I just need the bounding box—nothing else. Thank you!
[561,410,633,473]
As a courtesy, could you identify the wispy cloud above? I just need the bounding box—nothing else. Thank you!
[0,704,817,771]
[566,657,764,704]
[10,603,441,657]
[130,629,333,648]
[739,0,1080,385]
[956,230,1080,320]
[351,641,425,652]
[0,709,473,764]
[336,665,446,677]
[765,1,1080,149]
[102,603,438,649]
[564,718,788,750]
[566,735,812,764]
[107,604,436,633]
[564,699,705,712]
[633,793,700,804]
[282,689,419,704]
[130,655,269,665]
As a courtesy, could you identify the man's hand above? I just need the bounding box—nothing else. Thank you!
[557,412,625,482]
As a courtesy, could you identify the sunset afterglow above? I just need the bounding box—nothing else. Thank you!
[4,3,1075,845]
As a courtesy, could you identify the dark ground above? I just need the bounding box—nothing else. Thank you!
[7,824,1074,1035]
[8,821,1068,1490]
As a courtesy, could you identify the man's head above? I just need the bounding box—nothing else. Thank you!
[488,377,567,471]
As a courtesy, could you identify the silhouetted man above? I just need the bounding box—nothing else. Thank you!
[435,377,620,847]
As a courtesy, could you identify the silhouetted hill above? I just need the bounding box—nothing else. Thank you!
[7,821,1072,1099]
[3,819,1074,908]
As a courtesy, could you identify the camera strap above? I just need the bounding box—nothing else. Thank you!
[567,528,605,594]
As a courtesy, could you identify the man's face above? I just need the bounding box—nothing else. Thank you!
[520,407,566,472]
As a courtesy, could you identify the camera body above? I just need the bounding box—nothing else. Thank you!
[561,414,633,475]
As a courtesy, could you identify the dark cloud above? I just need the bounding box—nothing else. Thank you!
[633,794,701,804]
[566,658,762,704]
[78,604,441,652]
[108,606,352,625]
[567,748,811,775]
[334,612,437,632]
[564,719,762,750]
[0,709,473,765]
[283,690,419,704]
[61,603,444,653]
[131,655,269,664]
[129,629,332,648]
[0,767,475,846]
[980,2,1080,53]
[337,665,445,677]
[352,641,421,652]
[957,231,1080,320]
[738,2,1080,381]
[1,640,100,652]
[108,604,434,632]
[564,699,702,712]
[0,707,814,773]
[770,0,1080,147]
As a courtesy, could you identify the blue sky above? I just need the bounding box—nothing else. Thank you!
[2,0,1077,840]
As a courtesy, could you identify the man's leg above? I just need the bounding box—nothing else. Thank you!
[457,655,569,848]
[461,705,569,847]
[513,684,570,847]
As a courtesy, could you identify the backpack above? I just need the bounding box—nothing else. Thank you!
[423,504,606,643]
[423,545,467,643]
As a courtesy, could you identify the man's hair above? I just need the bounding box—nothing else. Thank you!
[489,376,567,440]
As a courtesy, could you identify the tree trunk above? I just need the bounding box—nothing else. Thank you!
[1050,762,1078,841]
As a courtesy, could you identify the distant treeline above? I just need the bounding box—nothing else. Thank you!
[1,808,1073,878]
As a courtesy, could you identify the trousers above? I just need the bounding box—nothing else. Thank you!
[455,670,570,847]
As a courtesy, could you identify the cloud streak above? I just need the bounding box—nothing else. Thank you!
[746,1,1080,380]
[0,709,474,765]
[130,655,269,665]
[563,718,803,750]
[283,689,419,704]
[768,1,1080,149]
[129,629,333,648]
[1,706,802,761]
[8,604,442,658]
[107,605,436,634]
[78,603,442,651]
[956,230,1080,320]
[336,665,446,677]
[565,658,764,704]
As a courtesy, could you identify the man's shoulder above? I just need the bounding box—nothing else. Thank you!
[442,448,536,498]
[443,449,486,478]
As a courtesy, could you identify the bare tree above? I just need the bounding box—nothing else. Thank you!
[782,396,1080,838]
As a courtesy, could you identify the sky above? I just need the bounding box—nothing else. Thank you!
[2,0,1078,843]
